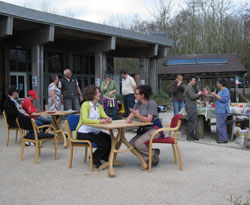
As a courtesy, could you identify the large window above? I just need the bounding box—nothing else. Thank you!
[73,54,95,74]
[48,52,63,73]
[9,48,31,72]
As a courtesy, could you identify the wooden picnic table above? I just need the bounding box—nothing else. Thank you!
[87,120,152,178]
[31,110,78,148]
[180,106,250,139]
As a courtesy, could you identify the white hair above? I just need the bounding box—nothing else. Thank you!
[64,69,71,75]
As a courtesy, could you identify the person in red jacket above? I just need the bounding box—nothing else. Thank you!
[22,90,51,126]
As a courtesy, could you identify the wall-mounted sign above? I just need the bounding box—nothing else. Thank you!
[32,76,37,87]
[95,78,100,87]
[140,80,145,85]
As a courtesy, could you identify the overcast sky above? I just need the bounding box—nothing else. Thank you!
[1,0,249,24]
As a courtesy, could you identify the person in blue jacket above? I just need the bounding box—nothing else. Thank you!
[212,78,230,143]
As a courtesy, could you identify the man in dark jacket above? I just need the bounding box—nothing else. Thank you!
[3,88,29,128]
[184,77,202,140]
[171,74,185,115]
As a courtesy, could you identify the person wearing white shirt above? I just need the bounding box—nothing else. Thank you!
[120,69,137,117]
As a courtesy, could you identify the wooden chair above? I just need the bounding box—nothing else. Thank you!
[65,115,97,171]
[3,111,20,146]
[16,115,57,164]
[145,114,183,172]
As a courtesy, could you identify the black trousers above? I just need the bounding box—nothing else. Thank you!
[77,131,111,163]
[185,102,198,139]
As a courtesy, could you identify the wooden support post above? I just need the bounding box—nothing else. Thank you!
[0,16,13,38]
[149,58,158,92]
[196,115,205,139]
[139,58,148,85]
[95,52,107,86]
[31,45,44,111]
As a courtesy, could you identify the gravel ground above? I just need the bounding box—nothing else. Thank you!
[0,113,250,205]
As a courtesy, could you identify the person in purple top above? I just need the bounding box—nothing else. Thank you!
[212,78,230,143]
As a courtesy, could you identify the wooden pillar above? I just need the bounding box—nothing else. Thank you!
[139,58,148,85]
[102,53,107,75]
[95,52,106,87]
[149,58,158,92]
[0,16,13,38]
[31,45,43,111]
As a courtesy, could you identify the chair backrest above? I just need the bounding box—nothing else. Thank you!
[65,115,80,141]
[2,111,9,127]
[66,115,80,131]
[17,115,33,130]
[170,114,183,128]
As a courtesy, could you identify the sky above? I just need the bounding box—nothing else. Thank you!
[1,0,249,24]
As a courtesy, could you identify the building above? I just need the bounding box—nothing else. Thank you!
[0,2,173,110]
[158,53,247,91]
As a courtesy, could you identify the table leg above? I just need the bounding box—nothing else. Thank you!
[52,116,67,148]
[196,115,205,139]
[231,115,236,141]
[121,134,147,170]
[113,128,124,161]
[108,129,120,178]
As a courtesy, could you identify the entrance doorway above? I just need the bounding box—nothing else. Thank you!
[10,72,27,99]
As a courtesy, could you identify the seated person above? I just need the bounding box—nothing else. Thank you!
[22,90,51,126]
[197,86,215,106]
[126,85,162,167]
[75,85,112,169]
[3,88,34,146]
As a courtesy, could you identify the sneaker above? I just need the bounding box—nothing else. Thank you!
[30,142,35,146]
[152,154,159,166]
[25,142,30,146]
[154,148,160,156]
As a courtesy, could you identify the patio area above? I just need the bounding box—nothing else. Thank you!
[0,112,250,205]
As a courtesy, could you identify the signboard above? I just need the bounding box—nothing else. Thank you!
[95,78,100,87]
[140,80,145,85]
[32,76,37,87]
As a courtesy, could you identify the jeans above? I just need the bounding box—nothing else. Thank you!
[216,113,228,141]
[64,97,80,111]
[185,103,198,139]
[123,94,135,117]
[35,116,52,126]
[103,99,117,120]
[173,101,184,115]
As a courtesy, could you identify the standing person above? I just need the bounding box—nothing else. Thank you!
[101,74,118,120]
[76,85,112,169]
[211,78,230,143]
[22,90,51,125]
[120,69,136,117]
[171,74,185,115]
[58,69,83,111]
[126,85,162,167]
[184,77,202,140]
[48,74,61,111]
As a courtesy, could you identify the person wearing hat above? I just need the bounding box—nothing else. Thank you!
[22,90,51,126]
[3,88,35,146]
[3,88,29,128]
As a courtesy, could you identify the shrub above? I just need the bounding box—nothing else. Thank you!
[152,91,171,107]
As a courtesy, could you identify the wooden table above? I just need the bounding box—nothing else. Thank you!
[87,120,152,178]
[180,107,216,138]
[31,111,78,148]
